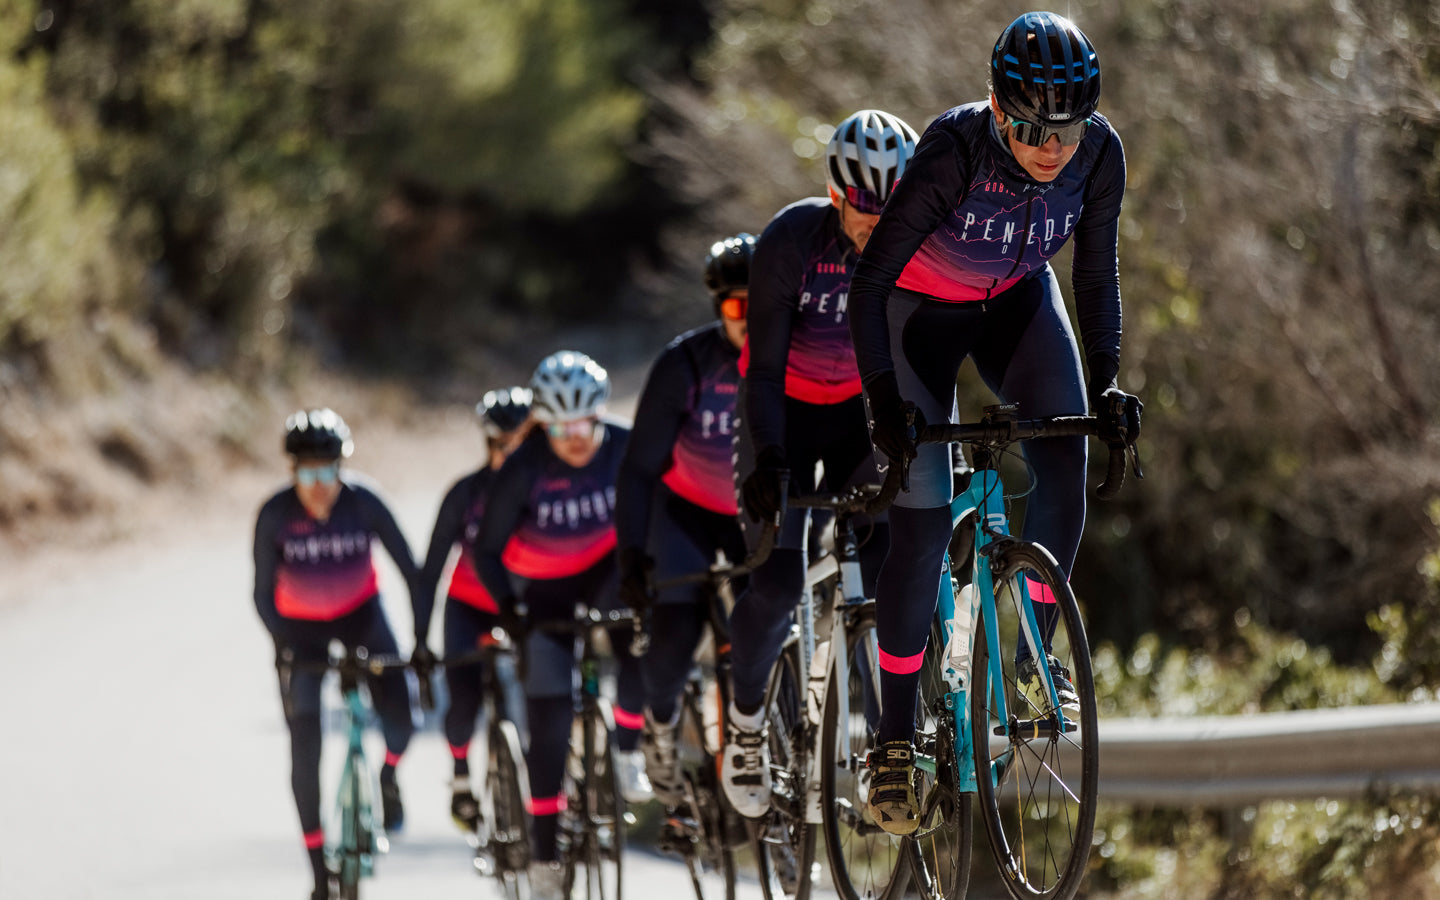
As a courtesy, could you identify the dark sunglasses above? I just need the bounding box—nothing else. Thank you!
[843,185,887,215]
[1008,116,1089,148]
[719,295,748,321]
[295,462,340,487]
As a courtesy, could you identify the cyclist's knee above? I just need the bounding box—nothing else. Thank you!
[747,547,805,614]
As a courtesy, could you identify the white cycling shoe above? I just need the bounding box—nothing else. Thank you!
[720,706,771,819]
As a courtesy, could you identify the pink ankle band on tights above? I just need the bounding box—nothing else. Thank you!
[528,794,568,816]
[385,750,404,767]
[450,743,470,760]
[613,706,645,731]
[1026,576,1058,604]
[303,828,325,849]
[878,646,925,675]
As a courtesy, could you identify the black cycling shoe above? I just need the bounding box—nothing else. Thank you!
[1017,654,1080,712]
[380,777,405,833]
[451,788,480,833]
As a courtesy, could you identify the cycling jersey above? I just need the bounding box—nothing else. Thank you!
[474,423,630,596]
[850,102,1126,395]
[420,468,498,614]
[253,476,421,632]
[617,323,741,548]
[741,198,865,452]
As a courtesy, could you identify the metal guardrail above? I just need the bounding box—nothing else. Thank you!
[1095,702,1440,805]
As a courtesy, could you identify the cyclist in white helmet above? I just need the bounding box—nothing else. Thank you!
[471,351,647,899]
[724,109,919,817]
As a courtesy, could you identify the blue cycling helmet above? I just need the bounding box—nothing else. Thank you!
[476,386,533,436]
[990,12,1101,127]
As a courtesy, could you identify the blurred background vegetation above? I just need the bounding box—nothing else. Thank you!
[3,0,1440,891]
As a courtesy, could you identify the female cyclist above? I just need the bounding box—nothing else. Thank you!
[846,11,1143,834]
[615,233,753,806]
[416,386,534,830]
[471,351,645,899]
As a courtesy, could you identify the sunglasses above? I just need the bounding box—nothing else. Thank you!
[843,184,887,215]
[719,295,748,321]
[545,418,600,440]
[1007,116,1089,148]
[295,462,340,487]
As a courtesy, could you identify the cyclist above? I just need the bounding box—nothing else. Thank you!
[471,351,646,899]
[846,12,1143,835]
[616,233,754,807]
[417,386,534,832]
[252,408,426,900]
[723,109,918,817]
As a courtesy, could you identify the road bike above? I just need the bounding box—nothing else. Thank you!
[750,479,910,900]
[901,403,1139,900]
[278,644,419,900]
[532,605,638,900]
[640,550,757,900]
[439,631,532,900]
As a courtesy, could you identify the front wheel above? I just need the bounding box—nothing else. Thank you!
[971,541,1098,900]
[561,700,624,900]
[673,684,738,900]
[754,642,816,900]
[820,606,910,900]
[487,717,531,900]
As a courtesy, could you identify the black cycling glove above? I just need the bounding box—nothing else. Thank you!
[741,445,789,524]
[618,547,655,616]
[865,371,923,464]
[1093,387,1143,446]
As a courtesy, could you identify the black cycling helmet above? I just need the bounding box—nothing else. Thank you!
[284,408,353,460]
[703,233,756,300]
[990,12,1101,127]
[476,386,533,436]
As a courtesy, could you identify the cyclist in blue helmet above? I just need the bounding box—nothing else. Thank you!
[417,387,533,832]
[847,12,1143,834]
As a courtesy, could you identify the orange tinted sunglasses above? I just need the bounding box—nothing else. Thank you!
[720,296,748,320]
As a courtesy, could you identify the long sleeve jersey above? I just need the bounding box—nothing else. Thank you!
[616,323,740,553]
[474,423,630,604]
[849,102,1127,395]
[418,467,499,615]
[253,476,422,637]
[741,198,865,453]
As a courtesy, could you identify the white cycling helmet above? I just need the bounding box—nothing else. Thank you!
[824,109,920,213]
[528,350,611,422]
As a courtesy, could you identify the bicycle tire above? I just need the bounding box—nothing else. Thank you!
[820,605,911,900]
[488,717,531,900]
[906,615,973,900]
[971,541,1098,900]
[335,752,366,900]
[754,642,816,900]
[674,684,738,900]
[562,699,625,900]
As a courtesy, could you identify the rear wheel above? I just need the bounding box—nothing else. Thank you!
[487,717,531,900]
[754,643,816,900]
[907,616,972,900]
[971,541,1097,900]
[820,605,910,900]
[673,684,738,900]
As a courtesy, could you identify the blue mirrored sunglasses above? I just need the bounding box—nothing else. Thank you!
[545,418,599,440]
[295,462,340,487]
[1008,116,1089,148]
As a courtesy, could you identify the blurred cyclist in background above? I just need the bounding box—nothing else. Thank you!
[417,387,534,831]
[471,351,647,900]
[616,233,753,806]
[723,110,918,816]
[252,408,426,900]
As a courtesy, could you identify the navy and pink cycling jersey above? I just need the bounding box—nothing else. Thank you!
[617,323,740,549]
[850,101,1125,391]
[742,198,863,452]
[419,467,499,614]
[253,476,421,631]
[474,423,630,596]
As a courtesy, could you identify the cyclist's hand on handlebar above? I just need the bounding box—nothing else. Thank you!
[409,644,437,679]
[618,547,655,615]
[1094,387,1143,446]
[866,371,924,464]
[741,446,790,524]
[498,599,528,645]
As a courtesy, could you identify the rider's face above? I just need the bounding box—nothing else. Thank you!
[830,188,882,252]
[990,95,1080,183]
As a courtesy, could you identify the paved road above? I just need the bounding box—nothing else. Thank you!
[0,411,806,900]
